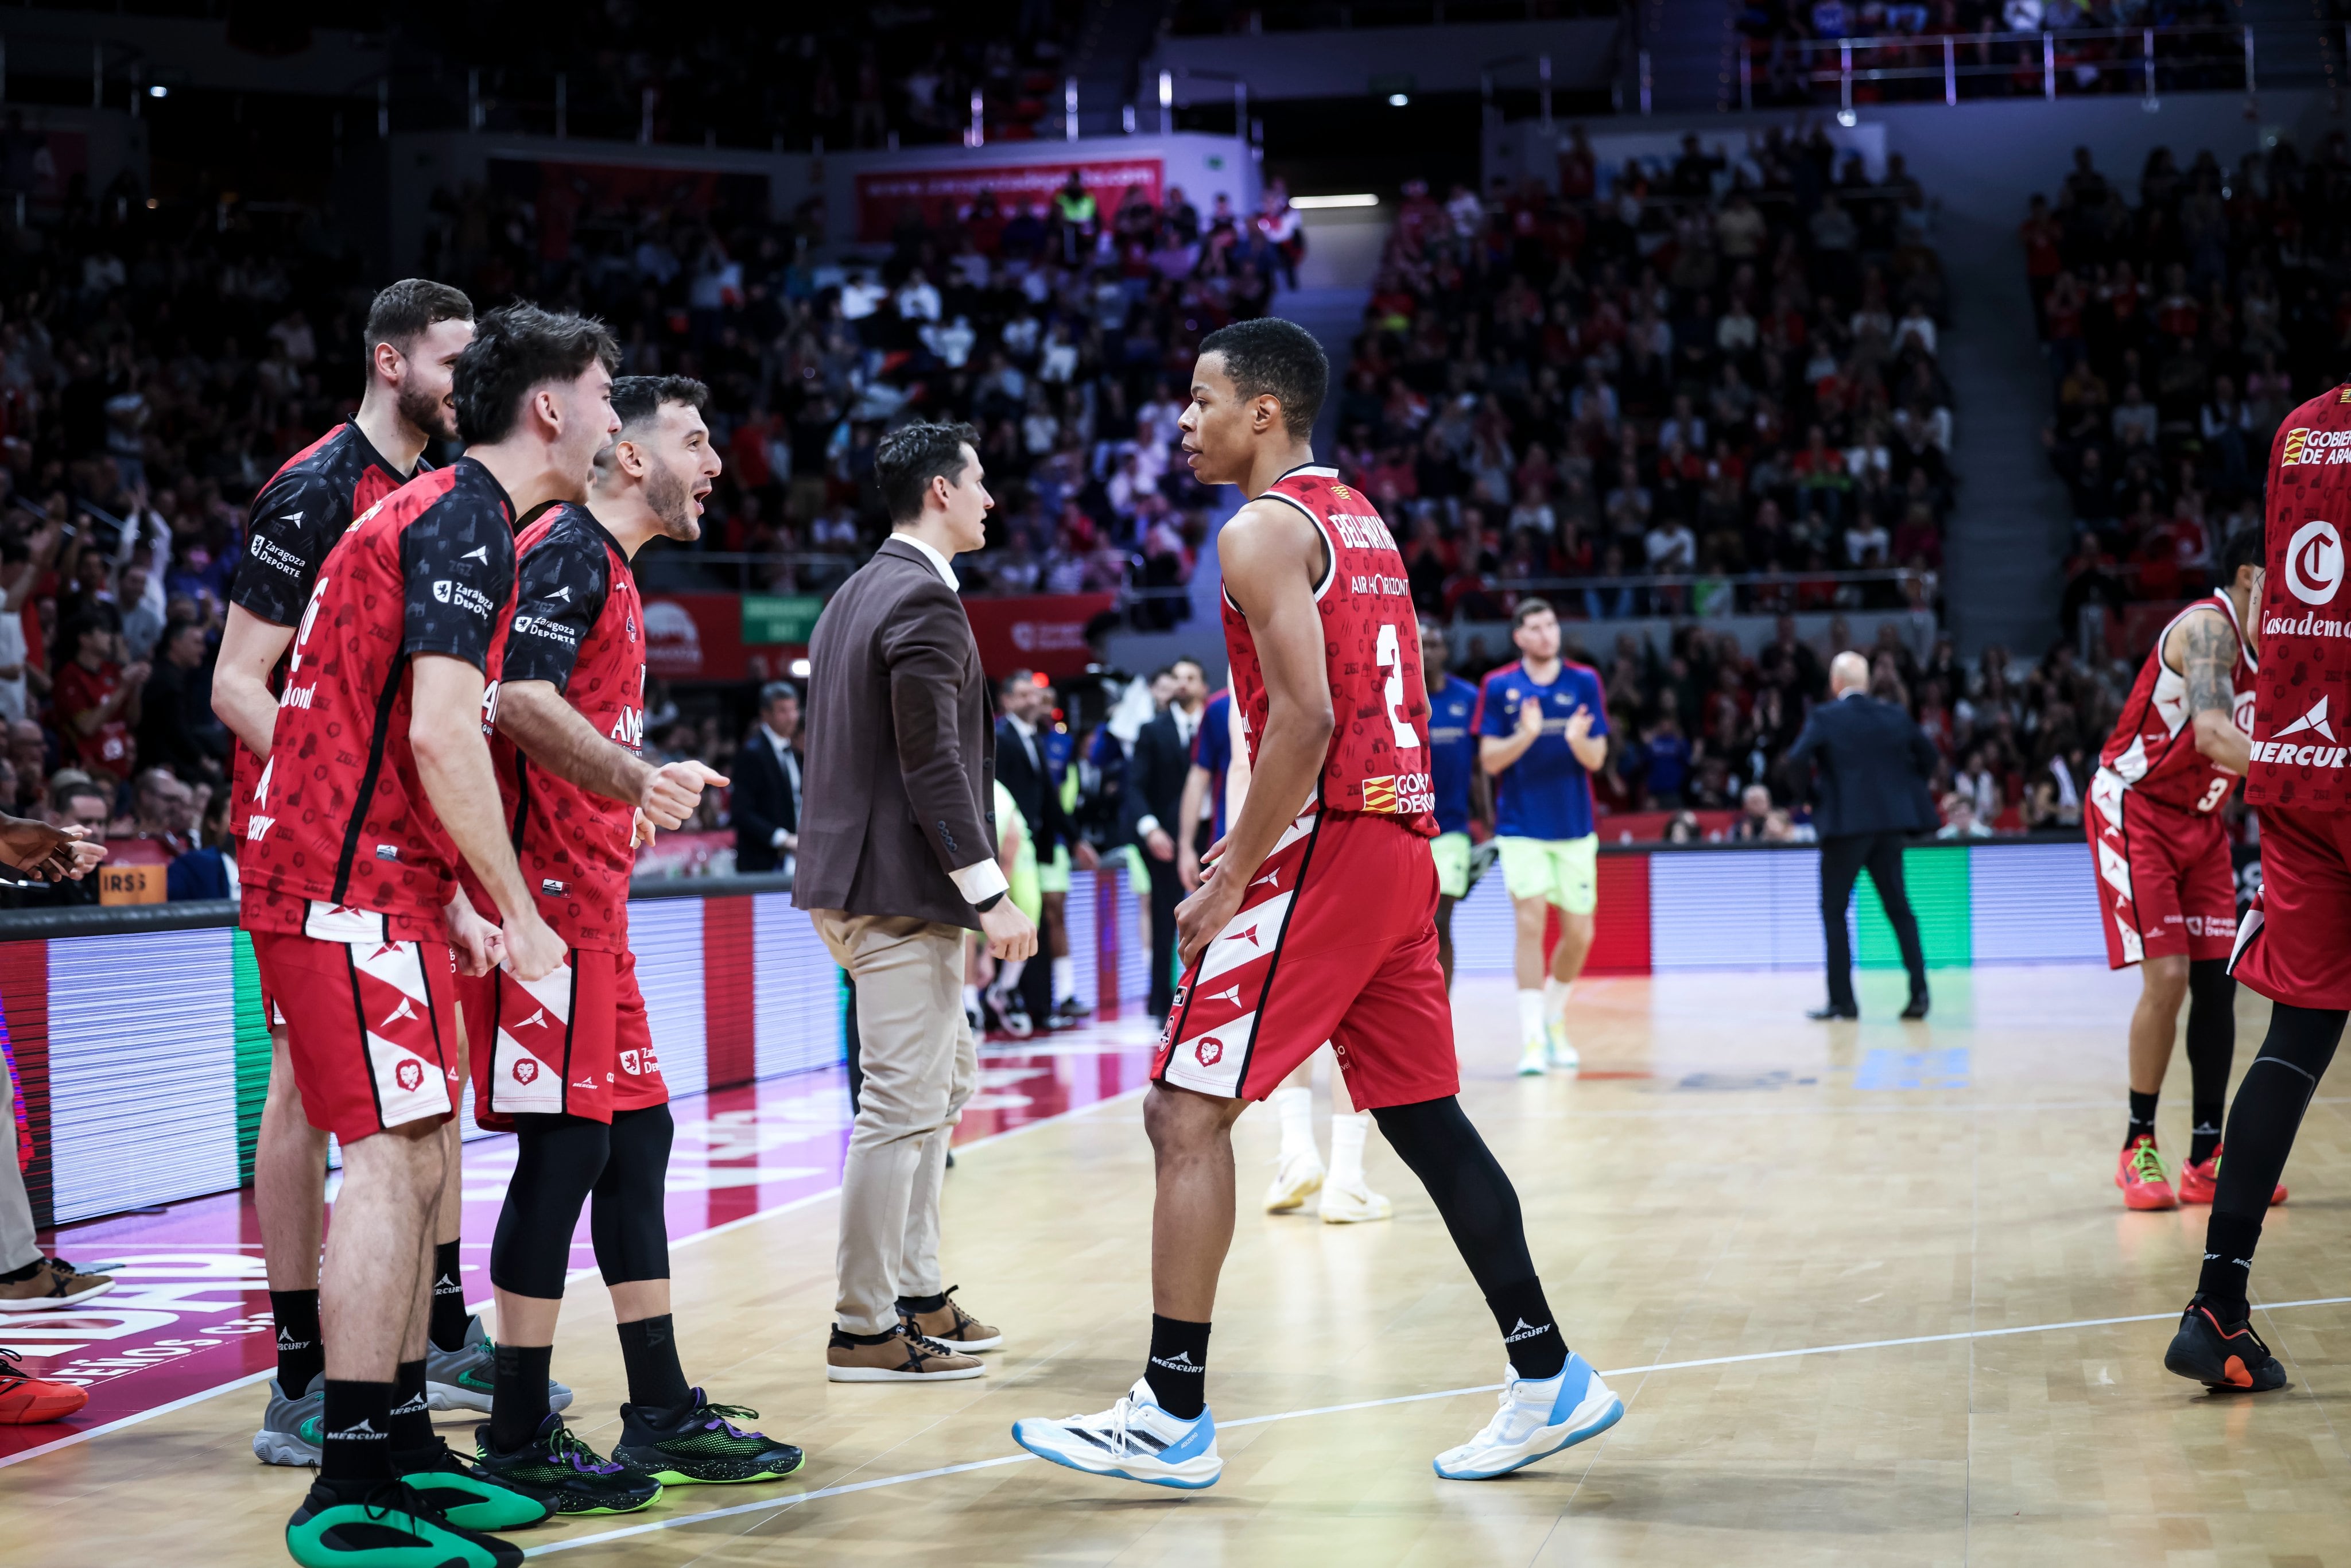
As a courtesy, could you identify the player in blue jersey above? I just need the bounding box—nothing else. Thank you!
[1422,623,1489,988]
[1476,598,1610,1075]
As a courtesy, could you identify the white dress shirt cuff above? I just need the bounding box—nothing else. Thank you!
[951,859,1010,905]
[771,829,790,848]
[1135,814,1163,840]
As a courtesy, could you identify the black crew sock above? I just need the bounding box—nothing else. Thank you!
[2187,1114,2224,1169]
[2185,958,2236,1167]
[488,1343,554,1454]
[616,1315,693,1414]
[1484,1278,1569,1381]
[270,1288,324,1394]
[0,1258,41,1284]
[428,1241,469,1352]
[320,1379,394,1486]
[2195,1211,2263,1322]
[387,1359,433,1457]
[2125,1089,2159,1148]
[897,1290,948,1316]
[1142,1314,1211,1420]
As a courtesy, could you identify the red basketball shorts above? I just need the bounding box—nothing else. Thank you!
[250,910,459,1144]
[1153,808,1458,1109]
[2086,776,2237,968]
[459,946,667,1127]
[2231,802,2351,1009]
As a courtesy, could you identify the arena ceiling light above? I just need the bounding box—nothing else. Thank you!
[1387,92,1410,107]
[1291,193,1379,209]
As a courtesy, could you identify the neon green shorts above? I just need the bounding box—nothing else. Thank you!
[1431,832,1472,899]
[1037,844,1071,895]
[1497,834,1599,915]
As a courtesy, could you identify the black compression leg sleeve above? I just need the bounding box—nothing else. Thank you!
[591,1104,674,1286]
[2183,958,2237,1166]
[2194,1004,2345,1311]
[1370,1096,1567,1378]
[490,1115,610,1299]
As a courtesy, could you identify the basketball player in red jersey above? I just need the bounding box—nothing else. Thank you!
[456,376,802,1503]
[209,281,534,1468]
[2167,391,2351,1394]
[247,304,619,1568]
[1012,319,1620,1488]
[2091,528,2284,1210]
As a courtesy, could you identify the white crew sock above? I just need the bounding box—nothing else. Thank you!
[1517,989,1546,1047]
[992,957,1026,1001]
[1052,956,1075,1001]
[961,984,981,1015]
[1328,1112,1370,1188]
[1271,1085,1315,1161]
[1543,977,1573,1031]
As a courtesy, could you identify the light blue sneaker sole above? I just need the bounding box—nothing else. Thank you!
[1010,1422,1224,1490]
[1431,1394,1624,1480]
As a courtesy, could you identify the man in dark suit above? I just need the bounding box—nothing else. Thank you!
[1783,649,1939,1020]
[732,680,802,875]
[1125,657,1209,1018]
[991,669,1097,1029]
[797,420,1035,1383]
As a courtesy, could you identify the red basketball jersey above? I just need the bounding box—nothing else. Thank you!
[2248,385,2351,811]
[1222,464,1434,836]
[2093,591,2256,816]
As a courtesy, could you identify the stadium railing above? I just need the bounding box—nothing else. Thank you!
[1741,24,2255,115]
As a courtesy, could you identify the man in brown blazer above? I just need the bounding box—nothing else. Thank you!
[796,420,1037,1383]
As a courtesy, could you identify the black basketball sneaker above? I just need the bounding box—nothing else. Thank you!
[612,1390,806,1485]
[471,1414,663,1513]
[2163,1296,2287,1391]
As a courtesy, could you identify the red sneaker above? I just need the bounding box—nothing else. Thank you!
[0,1349,87,1423]
[2177,1146,2287,1206]
[2116,1135,2178,1210]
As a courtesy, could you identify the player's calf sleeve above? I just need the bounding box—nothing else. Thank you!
[491,1114,610,1298]
[591,1104,674,1286]
[2183,957,2237,1164]
[2196,1004,2346,1307]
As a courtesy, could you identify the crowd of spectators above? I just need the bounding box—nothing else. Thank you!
[2027,137,2351,649]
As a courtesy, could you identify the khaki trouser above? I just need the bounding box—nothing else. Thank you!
[813,910,978,1336]
[0,1138,36,1275]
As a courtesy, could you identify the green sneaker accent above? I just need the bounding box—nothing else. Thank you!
[395,1440,554,1531]
[472,1416,662,1515]
[2129,1140,2169,1185]
[284,1480,522,1568]
[614,1393,806,1486]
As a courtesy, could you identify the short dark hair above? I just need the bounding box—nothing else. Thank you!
[1512,596,1557,628]
[1000,668,1037,697]
[758,680,799,709]
[451,303,621,446]
[611,375,709,434]
[875,421,979,526]
[364,278,474,356]
[2220,523,2265,581]
[1197,317,1328,438]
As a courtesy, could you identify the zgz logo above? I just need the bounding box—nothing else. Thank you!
[1194,1035,1224,1067]
[512,1059,540,1084]
[394,1059,425,1092]
[2287,520,2344,606]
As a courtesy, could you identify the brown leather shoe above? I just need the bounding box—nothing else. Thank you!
[825,1325,984,1383]
[0,1256,113,1313]
[897,1286,1002,1352]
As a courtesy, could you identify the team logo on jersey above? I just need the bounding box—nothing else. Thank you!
[378,998,420,1028]
[2253,696,2350,768]
[461,546,489,564]
[620,1050,641,1075]
[1362,775,1398,813]
[2277,694,2337,743]
[394,1059,425,1092]
[1194,1035,1224,1066]
[513,1059,540,1084]
[1204,984,1242,1006]
[2287,521,2344,604]
[513,1008,550,1031]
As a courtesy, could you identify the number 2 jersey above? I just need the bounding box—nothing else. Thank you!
[239,457,518,942]
[458,502,646,953]
[2093,589,2256,817]
[1221,465,1434,836]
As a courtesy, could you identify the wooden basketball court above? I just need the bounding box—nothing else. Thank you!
[6,965,2349,1565]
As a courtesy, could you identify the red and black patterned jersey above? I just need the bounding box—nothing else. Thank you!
[238,457,518,942]
[1221,464,1436,836]
[228,421,422,837]
[2248,386,2351,812]
[2093,591,2257,816]
[462,503,644,952]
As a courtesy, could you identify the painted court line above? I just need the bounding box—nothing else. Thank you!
[519,1292,2351,1558]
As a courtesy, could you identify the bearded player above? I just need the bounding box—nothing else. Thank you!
[2167,399,2351,1392]
[1012,317,1620,1488]
[246,303,619,1568]
[2092,527,2284,1211]
[458,376,804,1507]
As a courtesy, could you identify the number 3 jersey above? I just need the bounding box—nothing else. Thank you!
[462,502,647,954]
[2093,589,2256,817]
[1221,465,1435,836]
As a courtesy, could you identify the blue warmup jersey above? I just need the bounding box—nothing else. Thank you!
[1426,673,1479,836]
[1475,659,1609,840]
[1194,689,1233,840]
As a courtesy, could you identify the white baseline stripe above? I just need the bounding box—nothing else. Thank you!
[520,1292,2351,1558]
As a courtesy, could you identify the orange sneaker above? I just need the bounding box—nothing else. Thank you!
[0,1349,87,1423]
[2116,1135,2177,1210]
[2177,1146,2287,1206]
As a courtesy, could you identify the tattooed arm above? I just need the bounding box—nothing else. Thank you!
[2174,606,2253,774]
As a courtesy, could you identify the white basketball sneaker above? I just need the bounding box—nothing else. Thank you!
[1263,1149,1326,1212]
[1516,1037,1549,1076]
[1011,1377,1223,1489]
[1433,1353,1623,1480]
[1546,1018,1580,1073]
[1318,1177,1393,1224]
